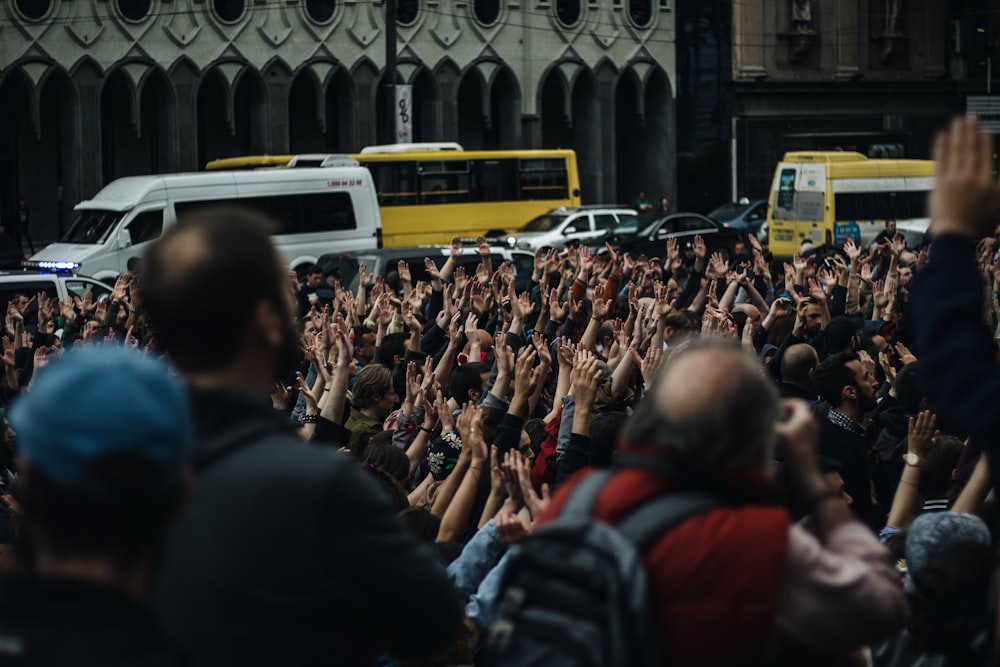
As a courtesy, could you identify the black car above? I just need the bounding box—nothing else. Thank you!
[591,211,746,259]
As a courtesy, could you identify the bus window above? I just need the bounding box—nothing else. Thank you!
[470,159,519,202]
[834,191,927,222]
[370,162,419,206]
[418,160,471,204]
[519,158,568,200]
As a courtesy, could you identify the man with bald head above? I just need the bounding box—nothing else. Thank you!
[778,343,819,401]
[534,340,904,663]
[143,208,460,666]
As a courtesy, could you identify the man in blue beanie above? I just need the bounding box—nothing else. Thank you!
[0,345,193,666]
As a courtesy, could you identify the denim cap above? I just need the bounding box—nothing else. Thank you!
[904,512,991,594]
[9,345,194,495]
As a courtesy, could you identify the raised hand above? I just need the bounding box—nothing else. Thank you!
[397,260,412,284]
[423,257,441,282]
[450,236,462,260]
[548,288,566,321]
[692,235,706,259]
[843,238,861,262]
[358,262,372,288]
[928,117,1000,238]
[477,236,491,258]
[570,356,603,412]
[907,410,939,459]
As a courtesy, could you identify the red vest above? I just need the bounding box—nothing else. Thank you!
[538,466,790,667]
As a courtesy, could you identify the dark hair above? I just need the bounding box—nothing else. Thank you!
[126,256,143,272]
[363,465,408,512]
[449,363,487,402]
[18,455,181,569]
[361,438,410,484]
[894,361,925,415]
[399,507,440,544]
[589,411,626,468]
[353,365,393,410]
[378,333,408,369]
[300,262,321,277]
[918,435,963,498]
[523,418,547,457]
[141,207,290,372]
[814,352,860,408]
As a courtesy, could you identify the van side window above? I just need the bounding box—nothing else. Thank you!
[174,193,357,234]
[127,210,164,245]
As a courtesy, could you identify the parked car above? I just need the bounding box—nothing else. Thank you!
[708,199,768,237]
[317,245,536,293]
[591,212,745,258]
[0,265,112,331]
[500,206,636,250]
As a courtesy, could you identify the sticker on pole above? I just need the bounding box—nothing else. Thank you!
[396,85,413,143]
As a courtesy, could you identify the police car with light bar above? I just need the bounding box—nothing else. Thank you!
[0,262,112,314]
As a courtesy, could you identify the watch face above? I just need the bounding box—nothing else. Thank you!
[905,453,919,465]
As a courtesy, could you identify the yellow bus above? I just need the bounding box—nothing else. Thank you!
[206,145,582,247]
[766,151,933,257]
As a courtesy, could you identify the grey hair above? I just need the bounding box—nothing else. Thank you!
[622,338,779,471]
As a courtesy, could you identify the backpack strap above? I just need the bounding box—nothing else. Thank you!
[558,470,613,520]
[616,491,719,551]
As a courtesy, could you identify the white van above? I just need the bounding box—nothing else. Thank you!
[29,166,382,282]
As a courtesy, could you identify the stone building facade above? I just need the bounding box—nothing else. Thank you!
[731,0,994,201]
[0,0,676,243]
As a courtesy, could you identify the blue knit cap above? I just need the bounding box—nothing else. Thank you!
[904,512,991,594]
[9,346,194,495]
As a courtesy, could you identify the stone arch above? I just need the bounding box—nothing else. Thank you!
[410,66,440,142]
[232,67,268,155]
[138,68,177,173]
[570,67,600,204]
[100,68,139,182]
[642,66,673,210]
[289,67,324,153]
[0,69,35,241]
[489,65,520,149]
[615,68,643,203]
[539,67,570,149]
[456,68,488,150]
[35,68,79,241]
[326,67,357,150]
[197,68,233,165]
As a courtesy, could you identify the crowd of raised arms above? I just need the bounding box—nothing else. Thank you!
[1,117,1000,667]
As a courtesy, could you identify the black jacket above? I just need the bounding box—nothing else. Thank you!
[818,417,885,531]
[151,386,461,667]
[0,576,178,667]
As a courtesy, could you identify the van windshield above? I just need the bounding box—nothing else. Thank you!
[61,210,124,244]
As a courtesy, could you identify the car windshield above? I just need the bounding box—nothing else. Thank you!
[520,213,568,232]
[61,209,124,244]
[613,211,660,236]
[708,203,747,220]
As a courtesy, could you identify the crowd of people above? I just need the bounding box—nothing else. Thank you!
[0,117,998,666]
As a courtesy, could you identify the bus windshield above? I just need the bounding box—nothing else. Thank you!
[520,213,568,232]
[61,210,125,244]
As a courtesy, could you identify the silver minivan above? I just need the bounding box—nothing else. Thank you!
[504,206,636,250]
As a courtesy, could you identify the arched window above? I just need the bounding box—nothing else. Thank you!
[397,0,419,26]
[473,0,500,26]
[555,0,581,27]
[628,0,652,27]
[15,0,51,20]
[305,0,336,23]
[213,0,246,23]
[117,0,152,22]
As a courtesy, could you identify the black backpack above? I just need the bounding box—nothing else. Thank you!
[482,470,718,667]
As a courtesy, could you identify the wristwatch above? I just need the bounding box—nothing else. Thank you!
[903,452,922,467]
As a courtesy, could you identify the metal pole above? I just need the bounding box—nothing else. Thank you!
[385,0,397,144]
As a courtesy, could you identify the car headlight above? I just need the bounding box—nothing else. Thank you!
[506,236,517,247]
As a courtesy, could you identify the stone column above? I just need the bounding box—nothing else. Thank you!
[834,0,861,79]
